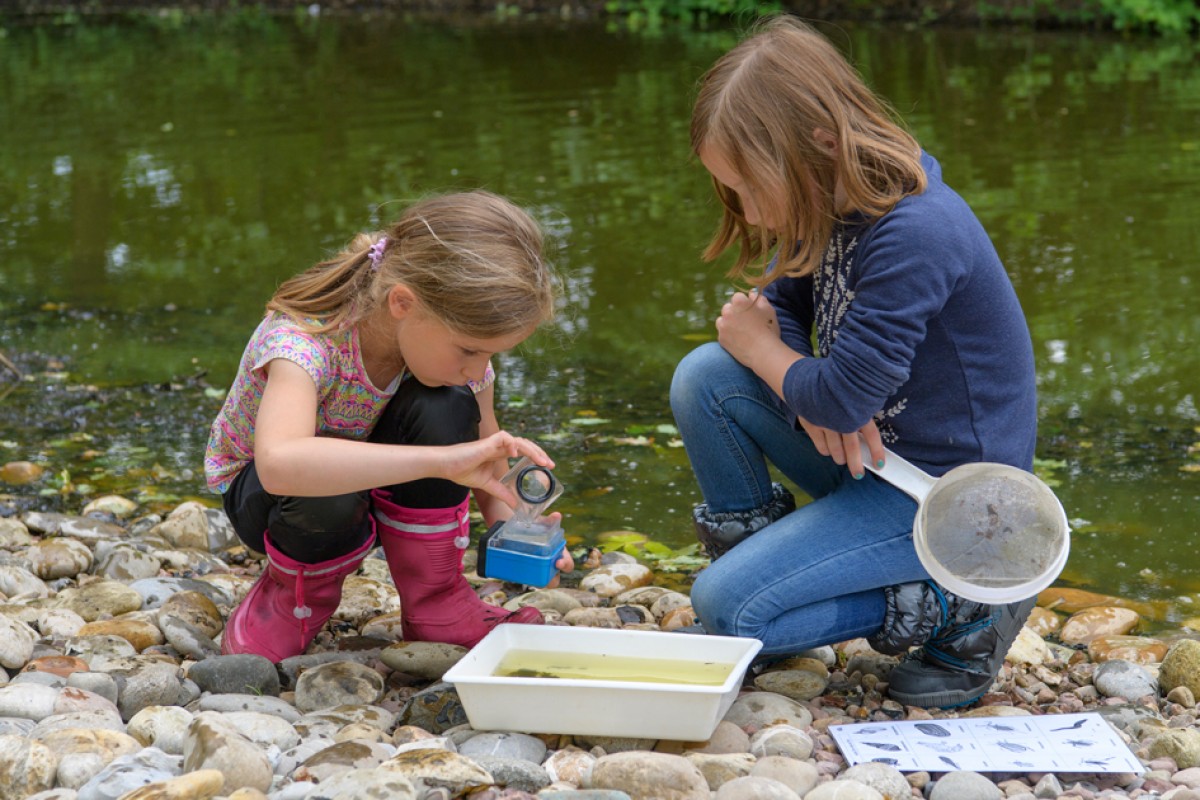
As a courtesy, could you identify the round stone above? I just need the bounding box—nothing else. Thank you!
[380,642,467,680]
[187,654,280,697]
[294,661,385,713]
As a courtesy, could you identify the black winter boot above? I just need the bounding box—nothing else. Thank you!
[885,588,1037,709]
[692,483,795,560]
[867,581,990,656]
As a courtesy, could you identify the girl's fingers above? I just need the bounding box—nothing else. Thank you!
[859,424,886,470]
[843,432,865,478]
[483,477,519,508]
[823,429,846,465]
[512,436,555,469]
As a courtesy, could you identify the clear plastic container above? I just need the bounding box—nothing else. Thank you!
[477,458,566,586]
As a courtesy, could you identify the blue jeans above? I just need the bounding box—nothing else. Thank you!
[670,343,929,655]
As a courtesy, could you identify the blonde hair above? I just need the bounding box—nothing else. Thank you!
[692,15,927,286]
[267,191,556,338]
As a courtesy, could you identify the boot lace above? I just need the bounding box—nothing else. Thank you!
[914,582,997,675]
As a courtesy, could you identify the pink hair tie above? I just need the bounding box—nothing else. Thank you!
[367,237,389,270]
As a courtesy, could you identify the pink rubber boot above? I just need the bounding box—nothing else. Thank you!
[221,532,375,662]
[371,490,543,647]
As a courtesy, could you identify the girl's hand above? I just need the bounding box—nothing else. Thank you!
[716,289,780,367]
[798,417,886,480]
[443,432,555,507]
[539,540,575,589]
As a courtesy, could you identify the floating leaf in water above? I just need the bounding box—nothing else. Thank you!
[610,436,652,447]
[1033,457,1067,488]
[569,417,610,426]
[598,532,649,552]
[667,439,684,448]
[655,423,678,435]
[641,541,674,558]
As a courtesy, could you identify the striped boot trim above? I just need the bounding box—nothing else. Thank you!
[373,509,467,536]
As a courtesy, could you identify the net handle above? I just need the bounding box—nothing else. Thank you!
[858,440,939,503]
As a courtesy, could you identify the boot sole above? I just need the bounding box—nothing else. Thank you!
[887,682,991,709]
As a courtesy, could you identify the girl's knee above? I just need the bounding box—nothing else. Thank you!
[671,343,732,411]
[278,492,369,536]
[690,569,749,638]
[374,382,480,446]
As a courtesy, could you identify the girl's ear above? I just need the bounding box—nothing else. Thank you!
[813,128,838,155]
[386,285,418,320]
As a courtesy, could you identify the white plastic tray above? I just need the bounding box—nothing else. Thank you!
[443,624,762,740]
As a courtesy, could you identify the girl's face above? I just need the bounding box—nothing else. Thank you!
[396,303,533,388]
[698,144,781,230]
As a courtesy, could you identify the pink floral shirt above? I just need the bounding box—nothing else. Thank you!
[205,312,494,493]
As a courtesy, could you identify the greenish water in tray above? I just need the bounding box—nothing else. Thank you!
[493,649,732,685]
[1,16,1197,623]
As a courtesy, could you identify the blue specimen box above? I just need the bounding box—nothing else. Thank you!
[478,518,565,587]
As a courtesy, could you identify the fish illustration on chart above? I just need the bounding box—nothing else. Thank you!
[983,721,1018,732]
[1051,718,1089,732]
[1064,739,1095,748]
[851,726,888,735]
[918,740,963,753]
[939,756,960,770]
[862,742,902,752]
[996,741,1033,753]
[871,757,899,765]
[1085,757,1114,768]
[914,722,952,737]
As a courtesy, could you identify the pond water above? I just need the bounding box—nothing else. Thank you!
[1,15,1197,623]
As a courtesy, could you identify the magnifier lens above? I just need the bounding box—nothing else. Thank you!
[515,466,555,505]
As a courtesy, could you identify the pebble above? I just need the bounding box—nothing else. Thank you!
[182,714,272,794]
[1094,658,1158,701]
[0,501,1195,799]
[186,655,279,697]
[293,661,384,712]
[379,641,467,680]
[928,770,1003,800]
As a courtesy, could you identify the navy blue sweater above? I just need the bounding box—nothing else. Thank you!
[765,153,1037,476]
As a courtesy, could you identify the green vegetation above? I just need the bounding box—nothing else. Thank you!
[1,0,1197,34]
[973,0,1200,33]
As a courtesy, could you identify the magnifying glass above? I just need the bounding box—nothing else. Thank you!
[515,465,557,506]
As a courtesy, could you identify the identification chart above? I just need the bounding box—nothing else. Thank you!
[830,713,1142,773]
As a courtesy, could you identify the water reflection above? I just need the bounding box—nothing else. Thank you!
[1,17,1197,618]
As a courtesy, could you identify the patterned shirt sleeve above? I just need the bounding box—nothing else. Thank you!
[467,361,496,394]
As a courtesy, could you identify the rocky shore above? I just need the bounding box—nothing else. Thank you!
[0,491,1198,800]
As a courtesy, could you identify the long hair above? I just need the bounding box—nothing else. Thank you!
[267,191,557,338]
[691,16,927,286]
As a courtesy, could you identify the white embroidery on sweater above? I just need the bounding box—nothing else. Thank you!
[813,228,908,444]
[814,231,857,358]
